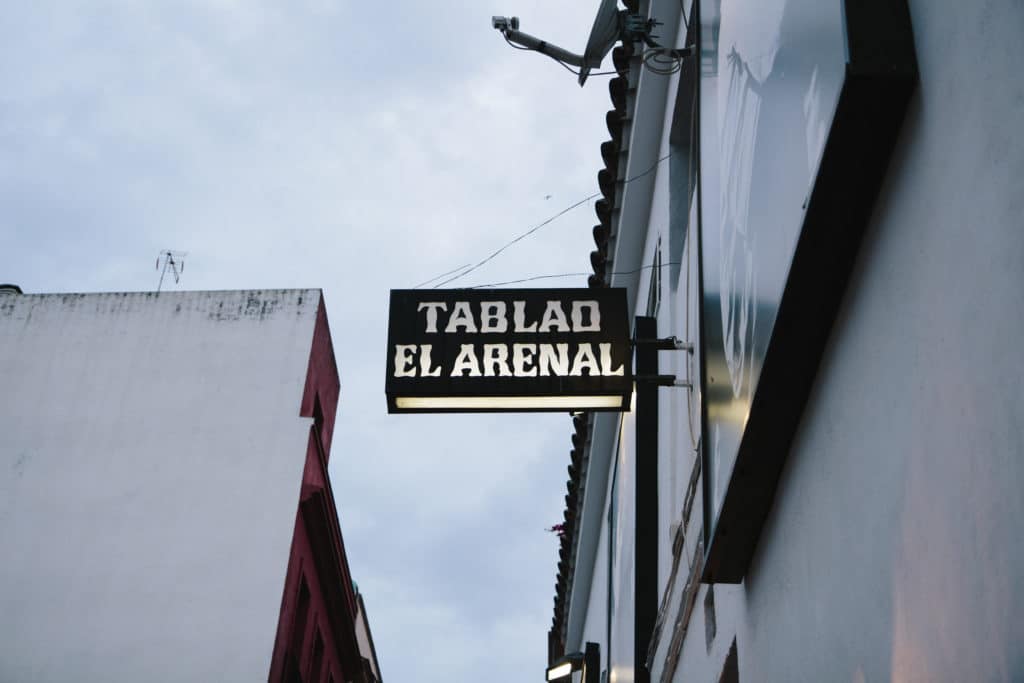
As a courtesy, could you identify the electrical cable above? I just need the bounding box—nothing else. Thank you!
[411,263,473,290]
[503,35,533,50]
[547,54,626,79]
[470,272,592,288]
[420,152,673,289]
[467,260,682,289]
[556,59,629,78]
[642,47,685,75]
[430,193,600,288]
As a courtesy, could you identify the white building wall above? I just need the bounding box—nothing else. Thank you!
[0,289,322,682]
[730,0,1024,678]
[609,412,637,683]
[580,504,609,668]
[570,0,1024,681]
[574,0,700,678]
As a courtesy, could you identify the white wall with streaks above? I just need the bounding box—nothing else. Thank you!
[0,288,321,682]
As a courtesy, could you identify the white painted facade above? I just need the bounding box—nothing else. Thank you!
[562,0,1024,681]
[354,591,382,682]
[0,289,323,682]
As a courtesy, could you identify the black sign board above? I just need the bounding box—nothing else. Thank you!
[386,288,632,413]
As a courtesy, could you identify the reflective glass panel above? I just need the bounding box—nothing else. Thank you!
[699,0,846,521]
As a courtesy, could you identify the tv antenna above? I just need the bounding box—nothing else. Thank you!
[492,0,692,86]
[156,250,187,292]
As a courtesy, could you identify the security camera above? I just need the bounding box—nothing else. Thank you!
[492,4,692,87]
[491,16,519,33]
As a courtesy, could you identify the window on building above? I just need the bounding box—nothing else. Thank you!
[646,237,663,317]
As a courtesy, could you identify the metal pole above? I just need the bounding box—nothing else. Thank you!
[634,316,658,683]
[584,641,601,683]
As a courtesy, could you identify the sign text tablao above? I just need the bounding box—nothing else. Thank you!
[385,288,632,413]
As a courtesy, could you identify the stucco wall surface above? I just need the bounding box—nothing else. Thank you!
[573,0,1024,681]
[731,0,1024,680]
[0,289,321,682]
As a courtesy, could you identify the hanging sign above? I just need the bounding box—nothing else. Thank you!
[386,288,632,413]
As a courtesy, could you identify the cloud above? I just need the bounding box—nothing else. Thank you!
[0,2,615,680]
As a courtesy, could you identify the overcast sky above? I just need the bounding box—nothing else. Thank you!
[0,2,613,680]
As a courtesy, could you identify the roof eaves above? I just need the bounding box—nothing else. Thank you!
[551,38,637,655]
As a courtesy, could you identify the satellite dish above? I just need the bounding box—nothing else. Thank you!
[578,0,622,85]
[492,0,626,87]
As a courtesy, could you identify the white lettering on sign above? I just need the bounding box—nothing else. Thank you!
[394,344,418,378]
[395,297,625,382]
[480,302,508,333]
[512,343,537,377]
[538,301,571,333]
[538,343,569,376]
[391,342,624,378]
[483,344,513,377]
[419,344,443,377]
[417,300,603,334]
[417,302,448,333]
[571,301,600,332]
[445,302,478,333]
[599,343,624,376]
[513,301,537,332]
[570,344,600,376]
[452,344,482,377]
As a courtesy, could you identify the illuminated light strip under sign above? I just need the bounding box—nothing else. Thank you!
[385,288,632,414]
[395,395,626,411]
[546,661,573,680]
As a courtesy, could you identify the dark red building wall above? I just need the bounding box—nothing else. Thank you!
[269,296,370,683]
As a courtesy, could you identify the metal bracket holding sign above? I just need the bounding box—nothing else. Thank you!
[634,318,696,683]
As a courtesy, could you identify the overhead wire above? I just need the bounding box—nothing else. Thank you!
[411,263,473,289]
[420,152,673,289]
[554,59,629,79]
[467,260,682,289]
[642,48,685,75]
[430,193,600,288]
